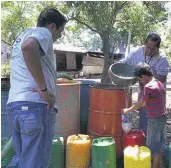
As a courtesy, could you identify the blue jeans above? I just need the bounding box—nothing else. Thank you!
[6,101,57,168]
[138,107,167,152]
[146,115,166,155]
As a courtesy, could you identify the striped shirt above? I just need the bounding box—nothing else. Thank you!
[143,79,166,118]
[7,27,57,108]
[119,46,170,88]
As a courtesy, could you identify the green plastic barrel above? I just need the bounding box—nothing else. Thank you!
[49,135,64,168]
[91,137,116,168]
[169,143,171,168]
[1,138,15,167]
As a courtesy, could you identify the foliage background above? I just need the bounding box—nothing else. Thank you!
[1,1,170,79]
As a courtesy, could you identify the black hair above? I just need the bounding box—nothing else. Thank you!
[37,7,67,29]
[145,32,161,48]
[134,63,153,78]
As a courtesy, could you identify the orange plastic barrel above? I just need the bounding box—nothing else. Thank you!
[88,84,132,157]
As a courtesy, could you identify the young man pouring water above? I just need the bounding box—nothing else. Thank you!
[122,63,167,168]
[119,32,169,134]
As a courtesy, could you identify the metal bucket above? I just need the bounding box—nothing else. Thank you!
[108,63,137,87]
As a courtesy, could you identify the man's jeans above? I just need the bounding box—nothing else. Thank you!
[6,101,57,168]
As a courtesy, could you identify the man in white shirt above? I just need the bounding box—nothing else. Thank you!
[6,7,67,168]
[120,32,170,133]
[119,32,170,166]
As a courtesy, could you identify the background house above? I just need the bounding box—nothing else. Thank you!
[53,43,87,71]
[53,43,104,78]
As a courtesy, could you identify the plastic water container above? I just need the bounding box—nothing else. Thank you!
[124,146,151,168]
[122,114,132,133]
[123,130,145,149]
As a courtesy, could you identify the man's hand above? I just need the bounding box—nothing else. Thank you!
[31,88,54,110]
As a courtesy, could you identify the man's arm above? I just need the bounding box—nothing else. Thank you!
[21,37,47,90]
[122,97,145,114]
[153,56,170,83]
[118,50,134,65]
[21,37,54,109]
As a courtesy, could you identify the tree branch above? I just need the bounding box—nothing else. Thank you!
[119,1,129,11]
[111,1,129,26]
[17,3,25,30]
[67,17,98,34]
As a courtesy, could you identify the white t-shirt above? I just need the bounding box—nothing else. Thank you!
[7,27,57,108]
[119,46,170,87]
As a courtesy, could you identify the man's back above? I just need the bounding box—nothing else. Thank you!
[8,27,57,107]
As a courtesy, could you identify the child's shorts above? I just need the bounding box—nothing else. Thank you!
[146,115,166,155]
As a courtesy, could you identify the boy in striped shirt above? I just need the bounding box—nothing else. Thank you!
[122,62,167,168]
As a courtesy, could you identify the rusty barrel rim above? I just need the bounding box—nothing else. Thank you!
[89,83,130,90]
[56,81,81,86]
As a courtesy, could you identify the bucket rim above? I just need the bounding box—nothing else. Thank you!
[109,63,136,80]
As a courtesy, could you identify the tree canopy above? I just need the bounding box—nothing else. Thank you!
[1,1,169,83]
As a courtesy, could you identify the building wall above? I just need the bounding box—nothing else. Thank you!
[55,51,84,71]
[54,50,103,79]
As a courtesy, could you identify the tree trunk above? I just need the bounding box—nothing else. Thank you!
[101,32,111,84]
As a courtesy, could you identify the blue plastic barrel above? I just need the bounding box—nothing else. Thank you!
[1,89,12,138]
[76,79,98,134]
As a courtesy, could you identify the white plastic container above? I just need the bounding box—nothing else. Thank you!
[122,114,132,133]
[122,123,132,133]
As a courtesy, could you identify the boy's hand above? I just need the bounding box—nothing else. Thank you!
[122,108,129,114]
